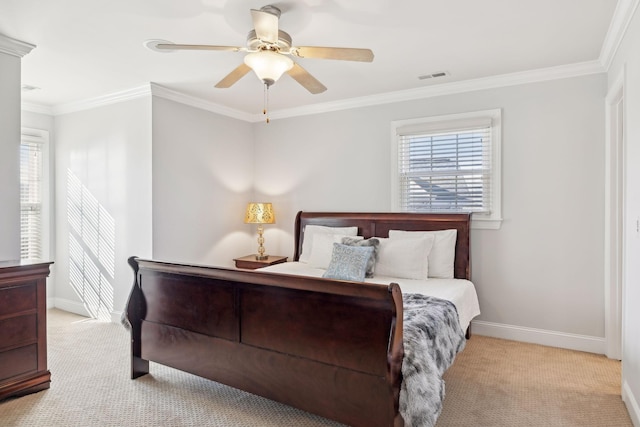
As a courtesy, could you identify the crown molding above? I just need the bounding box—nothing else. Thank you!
[261,60,605,122]
[21,102,54,116]
[24,60,606,122]
[28,82,254,121]
[599,0,640,70]
[149,83,254,122]
[0,34,35,58]
[52,84,152,116]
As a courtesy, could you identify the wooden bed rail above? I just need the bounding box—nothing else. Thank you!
[125,256,405,427]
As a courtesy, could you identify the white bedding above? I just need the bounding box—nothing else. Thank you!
[260,261,480,332]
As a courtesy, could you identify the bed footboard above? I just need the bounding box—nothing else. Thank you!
[125,257,404,427]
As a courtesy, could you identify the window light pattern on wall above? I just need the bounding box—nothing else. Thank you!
[67,169,115,321]
[397,119,492,213]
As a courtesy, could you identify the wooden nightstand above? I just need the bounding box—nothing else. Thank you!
[233,255,288,270]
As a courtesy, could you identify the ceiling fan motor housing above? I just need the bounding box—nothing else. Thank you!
[246,29,292,52]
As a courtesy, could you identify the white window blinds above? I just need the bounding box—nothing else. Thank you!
[20,135,44,259]
[397,119,492,213]
[392,109,502,228]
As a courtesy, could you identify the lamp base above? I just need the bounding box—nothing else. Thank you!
[254,254,269,261]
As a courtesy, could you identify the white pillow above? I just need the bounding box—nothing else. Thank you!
[374,235,435,280]
[389,229,457,278]
[308,234,363,269]
[299,225,358,263]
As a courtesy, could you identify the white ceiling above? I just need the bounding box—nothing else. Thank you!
[1,0,618,116]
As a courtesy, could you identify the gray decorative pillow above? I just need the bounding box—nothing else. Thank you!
[322,243,375,282]
[341,237,380,278]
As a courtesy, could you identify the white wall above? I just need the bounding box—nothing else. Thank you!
[151,96,255,267]
[609,4,640,425]
[53,97,152,320]
[22,110,54,131]
[0,50,22,260]
[254,74,607,347]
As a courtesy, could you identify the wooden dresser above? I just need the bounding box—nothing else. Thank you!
[0,260,53,401]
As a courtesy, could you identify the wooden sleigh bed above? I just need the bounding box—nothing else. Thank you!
[124,212,475,427]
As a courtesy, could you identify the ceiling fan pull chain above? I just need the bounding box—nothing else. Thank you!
[263,82,270,124]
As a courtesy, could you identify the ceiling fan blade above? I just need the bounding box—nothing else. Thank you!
[157,43,242,52]
[286,62,327,94]
[144,39,243,53]
[293,46,374,62]
[215,63,252,88]
[251,8,279,44]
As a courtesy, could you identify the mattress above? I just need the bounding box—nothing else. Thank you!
[260,261,480,332]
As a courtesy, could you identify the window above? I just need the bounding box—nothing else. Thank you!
[391,109,502,229]
[20,129,49,259]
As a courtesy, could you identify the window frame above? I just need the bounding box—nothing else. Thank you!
[20,128,51,260]
[391,109,502,229]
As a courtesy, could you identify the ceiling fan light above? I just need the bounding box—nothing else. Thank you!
[244,51,293,86]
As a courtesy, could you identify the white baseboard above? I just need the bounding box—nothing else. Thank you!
[623,380,640,427]
[50,297,91,318]
[471,320,606,355]
[111,310,123,324]
[50,297,123,324]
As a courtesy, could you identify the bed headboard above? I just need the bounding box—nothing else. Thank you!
[293,211,471,280]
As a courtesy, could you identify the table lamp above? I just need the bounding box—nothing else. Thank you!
[244,202,276,260]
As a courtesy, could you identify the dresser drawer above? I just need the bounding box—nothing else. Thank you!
[0,314,37,350]
[0,283,37,317]
[0,344,38,382]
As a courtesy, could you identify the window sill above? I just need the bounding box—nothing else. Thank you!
[471,217,502,230]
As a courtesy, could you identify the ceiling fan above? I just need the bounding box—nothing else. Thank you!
[145,5,374,94]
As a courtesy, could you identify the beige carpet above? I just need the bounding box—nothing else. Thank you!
[0,309,632,426]
[438,335,632,427]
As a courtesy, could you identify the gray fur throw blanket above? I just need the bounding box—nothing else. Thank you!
[400,294,466,427]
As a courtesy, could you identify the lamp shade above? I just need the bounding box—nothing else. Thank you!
[244,51,293,86]
[244,202,276,224]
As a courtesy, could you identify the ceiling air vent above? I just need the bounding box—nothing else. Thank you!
[418,71,449,80]
[21,84,40,92]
